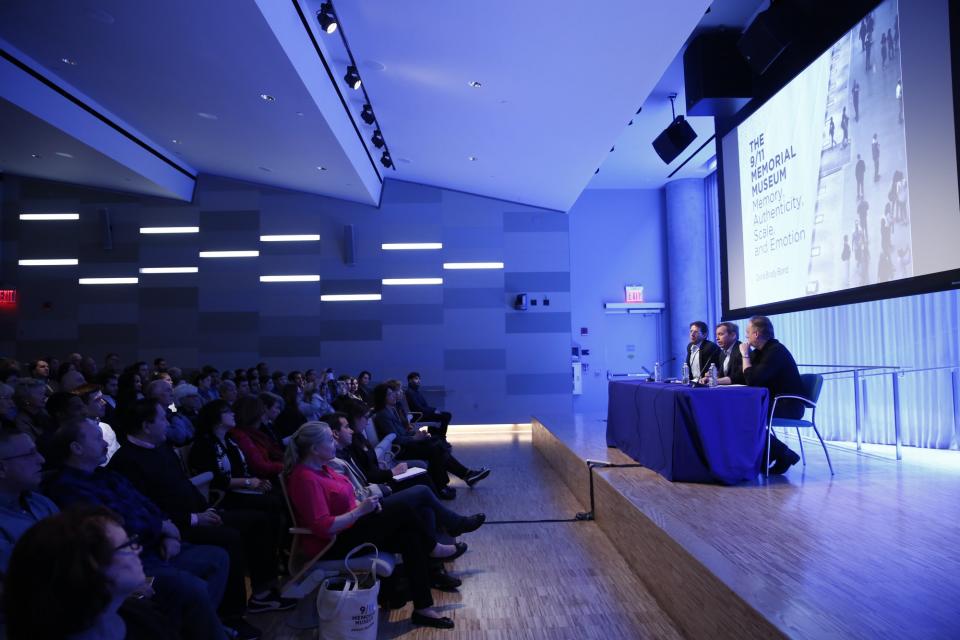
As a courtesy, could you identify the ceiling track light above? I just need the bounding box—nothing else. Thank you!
[361,104,375,125]
[381,151,393,168]
[317,2,338,33]
[371,130,385,148]
[344,65,361,90]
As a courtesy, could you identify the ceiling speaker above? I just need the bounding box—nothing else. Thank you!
[652,116,697,165]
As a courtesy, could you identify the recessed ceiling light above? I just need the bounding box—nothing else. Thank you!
[468,81,482,88]
[54,152,74,159]
[259,166,272,172]
[260,94,276,102]
[316,166,327,171]
[171,139,182,145]
[61,57,77,66]
[468,156,478,161]
[197,112,218,120]
[296,111,305,117]
[31,153,42,159]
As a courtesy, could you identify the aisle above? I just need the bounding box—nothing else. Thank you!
[261,424,680,639]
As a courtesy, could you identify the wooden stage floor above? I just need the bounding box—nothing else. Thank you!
[259,424,681,639]
[532,412,960,640]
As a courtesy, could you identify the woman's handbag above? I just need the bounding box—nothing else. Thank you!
[315,543,390,640]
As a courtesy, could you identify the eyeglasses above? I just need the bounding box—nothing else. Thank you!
[0,447,40,461]
[114,534,142,554]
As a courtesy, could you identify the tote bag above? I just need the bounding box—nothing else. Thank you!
[316,543,390,640]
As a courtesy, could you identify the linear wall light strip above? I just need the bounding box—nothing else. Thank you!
[199,250,259,258]
[382,278,443,285]
[18,259,79,266]
[260,234,321,242]
[320,293,382,302]
[260,275,320,282]
[19,213,79,220]
[139,267,199,274]
[442,262,504,270]
[140,226,200,234]
[381,243,443,250]
[78,277,139,285]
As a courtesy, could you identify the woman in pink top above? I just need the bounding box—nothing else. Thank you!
[285,422,463,629]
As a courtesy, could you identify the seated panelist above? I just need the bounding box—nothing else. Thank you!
[701,321,745,385]
[686,320,720,382]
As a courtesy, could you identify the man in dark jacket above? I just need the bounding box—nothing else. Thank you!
[405,372,452,437]
[706,321,745,385]
[741,316,804,474]
[686,321,720,382]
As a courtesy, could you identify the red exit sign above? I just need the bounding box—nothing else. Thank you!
[0,290,16,307]
[624,285,644,303]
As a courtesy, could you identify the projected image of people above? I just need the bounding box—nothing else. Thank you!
[732,0,911,305]
[812,0,911,291]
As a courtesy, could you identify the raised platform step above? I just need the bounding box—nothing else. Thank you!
[531,413,960,640]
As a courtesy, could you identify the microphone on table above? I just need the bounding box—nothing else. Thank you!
[647,357,676,382]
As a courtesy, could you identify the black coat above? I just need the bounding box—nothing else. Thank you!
[743,339,805,418]
[686,340,721,379]
[712,341,746,385]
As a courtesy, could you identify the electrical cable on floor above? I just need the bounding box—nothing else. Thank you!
[477,460,645,524]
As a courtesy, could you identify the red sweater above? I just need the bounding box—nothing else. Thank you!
[287,463,357,556]
[231,426,284,478]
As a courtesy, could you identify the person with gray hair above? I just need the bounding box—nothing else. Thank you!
[146,379,193,446]
[741,315,804,474]
[285,422,464,629]
[14,378,55,447]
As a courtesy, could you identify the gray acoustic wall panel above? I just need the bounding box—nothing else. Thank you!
[1,174,574,422]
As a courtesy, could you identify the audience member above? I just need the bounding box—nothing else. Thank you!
[405,372,452,437]
[108,399,291,619]
[43,418,239,639]
[13,378,56,451]
[285,422,461,629]
[5,506,172,639]
[73,383,120,463]
[146,379,193,446]
[231,396,285,478]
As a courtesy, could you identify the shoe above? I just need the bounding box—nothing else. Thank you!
[224,618,262,640]
[438,486,457,500]
[411,611,455,629]
[247,589,297,613]
[448,513,486,537]
[430,570,462,591]
[769,450,801,475]
[465,467,490,487]
[433,541,468,562]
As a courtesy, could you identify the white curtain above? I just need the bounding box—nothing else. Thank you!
[706,171,960,448]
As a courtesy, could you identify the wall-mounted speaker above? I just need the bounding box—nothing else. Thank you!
[99,208,113,251]
[652,116,698,165]
[738,5,794,75]
[343,224,356,265]
[684,31,753,118]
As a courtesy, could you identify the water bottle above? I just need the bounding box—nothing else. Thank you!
[681,362,690,385]
[653,361,662,382]
[708,363,718,388]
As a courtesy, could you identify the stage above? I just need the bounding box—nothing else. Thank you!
[532,413,960,639]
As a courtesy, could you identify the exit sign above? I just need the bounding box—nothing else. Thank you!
[624,285,644,303]
[0,290,16,307]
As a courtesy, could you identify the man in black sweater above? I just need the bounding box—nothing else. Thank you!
[108,399,292,625]
[405,372,452,437]
[741,316,804,474]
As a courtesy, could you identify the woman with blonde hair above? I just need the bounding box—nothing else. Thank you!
[285,422,462,629]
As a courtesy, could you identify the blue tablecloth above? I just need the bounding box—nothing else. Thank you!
[606,380,770,485]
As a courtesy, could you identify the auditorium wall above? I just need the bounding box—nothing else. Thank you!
[0,174,572,423]
[568,188,668,412]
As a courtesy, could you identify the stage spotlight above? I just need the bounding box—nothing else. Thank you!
[371,130,385,148]
[344,66,361,90]
[317,2,338,34]
[361,104,375,125]
[381,151,393,168]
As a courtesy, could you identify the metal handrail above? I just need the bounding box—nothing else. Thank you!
[796,363,960,460]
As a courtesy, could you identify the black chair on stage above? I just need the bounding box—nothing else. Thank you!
[766,373,834,476]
